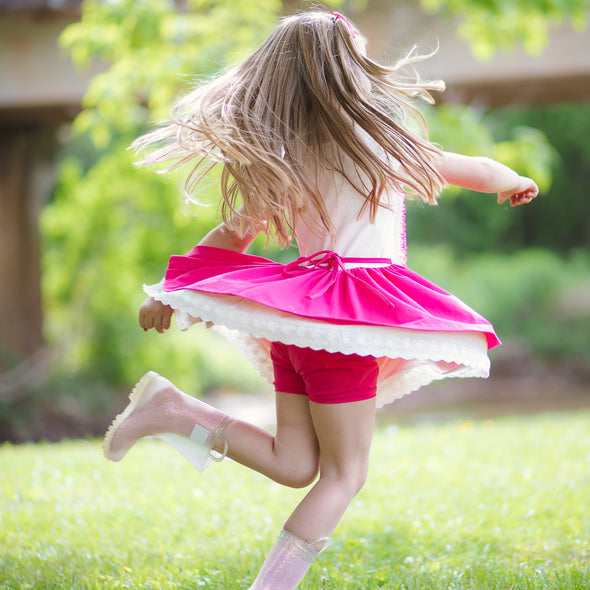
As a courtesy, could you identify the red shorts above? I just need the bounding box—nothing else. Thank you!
[270,342,379,404]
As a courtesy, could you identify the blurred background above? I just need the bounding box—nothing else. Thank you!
[1,0,589,442]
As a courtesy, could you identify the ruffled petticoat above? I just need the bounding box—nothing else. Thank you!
[144,245,500,408]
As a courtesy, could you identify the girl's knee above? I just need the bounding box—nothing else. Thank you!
[277,452,320,488]
[281,462,319,488]
[321,460,369,497]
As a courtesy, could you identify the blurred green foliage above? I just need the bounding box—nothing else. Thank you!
[410,102,590,255]
[488,103,590,253]
[419,0,589,60]
[26,0,589,443]
[60,0,283,146]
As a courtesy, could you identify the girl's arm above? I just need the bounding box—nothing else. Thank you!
[139,218,262,333]
[433,151,539,207]
[197,218,263,251]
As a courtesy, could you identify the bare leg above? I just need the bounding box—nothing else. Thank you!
[224,391,320,488]
[105,373,320,487]
[284,396,376,543]
[248,396,376,589]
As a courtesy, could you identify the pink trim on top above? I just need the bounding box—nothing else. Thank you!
[400,199,408,266]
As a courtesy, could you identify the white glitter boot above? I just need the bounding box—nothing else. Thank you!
[248,529,332,590]
[103,371,233,472]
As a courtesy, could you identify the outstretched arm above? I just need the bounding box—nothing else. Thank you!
[139,217,263,333]
[433,151,539,207]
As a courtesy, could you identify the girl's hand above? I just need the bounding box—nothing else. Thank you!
[139,297,174,333]
[497,177,539,207]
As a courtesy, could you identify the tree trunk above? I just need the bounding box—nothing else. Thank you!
[0,127,56,367]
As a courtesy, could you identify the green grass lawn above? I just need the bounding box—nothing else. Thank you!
[1,410,589,589]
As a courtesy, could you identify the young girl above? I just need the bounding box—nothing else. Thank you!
[103,10,538,589]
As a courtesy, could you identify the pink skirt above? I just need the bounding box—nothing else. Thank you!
[144,245,500,408]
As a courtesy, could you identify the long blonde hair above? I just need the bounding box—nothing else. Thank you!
[133,10,446,246]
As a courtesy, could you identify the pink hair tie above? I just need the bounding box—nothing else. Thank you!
[330,11,357,39]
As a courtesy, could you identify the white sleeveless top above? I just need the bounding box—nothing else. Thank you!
[294,136,407,266]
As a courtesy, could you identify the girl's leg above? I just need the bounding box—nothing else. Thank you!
[105,373,320,487]
[285,396,376,542]
[248,396,376,590]
[225,390,320,488]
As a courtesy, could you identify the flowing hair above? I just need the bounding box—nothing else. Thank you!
[132,10,446,246]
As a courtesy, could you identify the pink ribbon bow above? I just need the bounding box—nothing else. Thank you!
[330,11,357,39]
